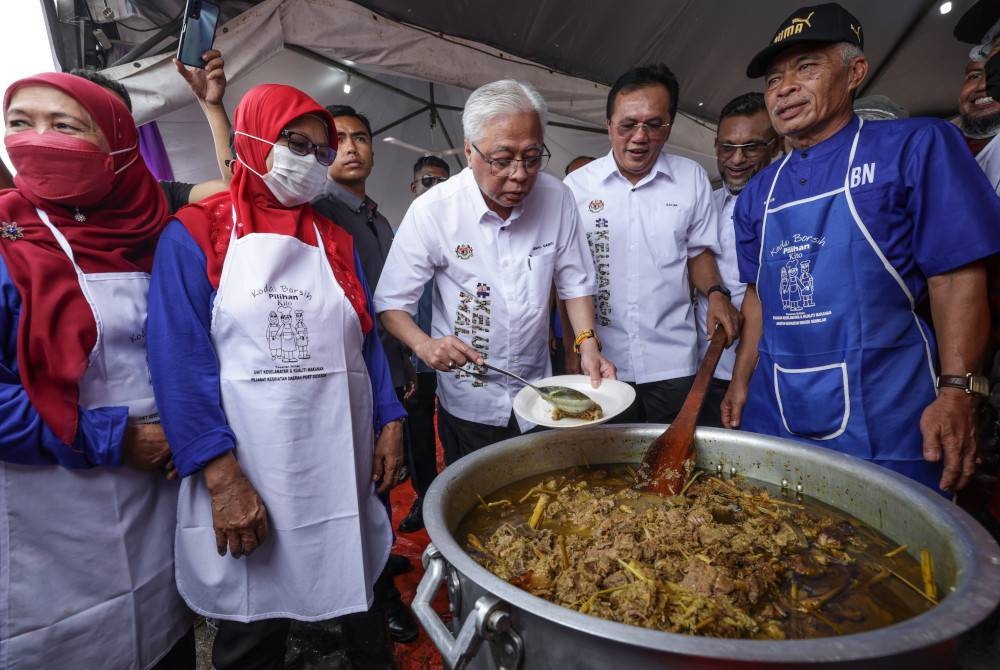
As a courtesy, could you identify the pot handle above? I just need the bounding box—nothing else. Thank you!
[414,544,520,670]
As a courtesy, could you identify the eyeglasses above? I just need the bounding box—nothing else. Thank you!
[280,129,337,166]
[418,174,449,188]
[717,138,777,159]
[612,120,671,138]
[471,143,550,176]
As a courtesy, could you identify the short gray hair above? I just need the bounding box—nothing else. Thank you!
[462,80,548,143]
[838,42,864,65]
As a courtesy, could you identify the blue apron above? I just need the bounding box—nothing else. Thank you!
[742,120,943,491]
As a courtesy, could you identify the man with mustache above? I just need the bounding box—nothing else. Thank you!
[723,2,1000,495]
[956,0,1000,195]
[698,92,779,425]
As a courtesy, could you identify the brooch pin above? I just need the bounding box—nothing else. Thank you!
[1,222,24,241]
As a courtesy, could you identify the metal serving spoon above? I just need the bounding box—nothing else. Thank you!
[460,361,600,417]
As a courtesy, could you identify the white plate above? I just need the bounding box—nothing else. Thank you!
[512,375,636,428]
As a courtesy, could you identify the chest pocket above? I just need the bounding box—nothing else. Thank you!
[647,207,686,268]
[528,247,556,310]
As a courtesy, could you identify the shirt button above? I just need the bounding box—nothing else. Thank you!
[799,178,807,185]
[801,152,808,158]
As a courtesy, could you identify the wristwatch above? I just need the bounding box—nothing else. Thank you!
[936,373,989,397]
[707,284,732,299]
[573,328,602,354]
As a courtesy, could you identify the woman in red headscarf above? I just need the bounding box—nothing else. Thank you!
[146,83,406,668]
[0,74,193,668]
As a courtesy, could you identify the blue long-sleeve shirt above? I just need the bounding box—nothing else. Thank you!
[0,257,128,468]
[147,220,405,479]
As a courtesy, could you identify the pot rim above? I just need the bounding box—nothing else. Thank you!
[424,425,1000,662]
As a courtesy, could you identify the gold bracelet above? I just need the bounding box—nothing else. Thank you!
[573,328,602,354]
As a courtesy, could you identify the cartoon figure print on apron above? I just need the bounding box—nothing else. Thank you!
[173,220,392,622]
[742,119,944,490]
[0,209,189,670]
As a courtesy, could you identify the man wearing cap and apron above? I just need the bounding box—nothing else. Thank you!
[722,2,1000,495]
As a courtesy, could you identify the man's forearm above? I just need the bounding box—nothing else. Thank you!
[928,263,989,377]
[563,295,597,336]
[731,285,762,386]
[687,249,724,295]
[380,309,432,352]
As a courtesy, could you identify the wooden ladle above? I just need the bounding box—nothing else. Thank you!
[635,326,728,495]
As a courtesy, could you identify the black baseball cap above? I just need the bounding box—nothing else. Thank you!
[954,0,1000,44]
[747,3,865,78]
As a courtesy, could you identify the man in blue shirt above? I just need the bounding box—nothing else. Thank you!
[722,2,1000,494]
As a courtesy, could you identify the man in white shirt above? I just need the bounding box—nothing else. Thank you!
[698,92,779,425]
[564,64,741,424]
[375,79,615,464]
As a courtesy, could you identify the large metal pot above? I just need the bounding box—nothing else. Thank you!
[412,425,1000,669]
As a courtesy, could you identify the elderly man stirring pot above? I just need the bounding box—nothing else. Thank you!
[375,80,616,464]
[723,2,1000,494]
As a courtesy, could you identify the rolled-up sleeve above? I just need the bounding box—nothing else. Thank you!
[553,186,597,300]
[686,166,723,259]
[373,208,438,316]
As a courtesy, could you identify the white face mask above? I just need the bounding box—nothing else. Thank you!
[236,132,330,207]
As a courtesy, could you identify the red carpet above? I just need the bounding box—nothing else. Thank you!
[388,447,448,669]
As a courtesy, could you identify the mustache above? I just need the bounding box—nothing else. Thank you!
[773,97,809,115]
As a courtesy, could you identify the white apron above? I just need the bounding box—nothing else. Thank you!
[0,210,190,670]
[975,132,1000,196]
[173,222,391,622]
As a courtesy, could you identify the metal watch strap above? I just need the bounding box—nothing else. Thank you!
[936,373,990,397]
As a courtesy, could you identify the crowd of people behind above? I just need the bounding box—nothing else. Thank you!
[3,1,1000,668]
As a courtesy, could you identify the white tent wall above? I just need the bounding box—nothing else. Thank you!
[155,47,624,225]
[104,0,719,225]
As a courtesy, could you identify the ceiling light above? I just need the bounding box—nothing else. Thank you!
[939,2,953,15]
[343,75,352,94]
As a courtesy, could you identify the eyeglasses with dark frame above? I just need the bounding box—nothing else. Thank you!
[716,137,777,159]
[280,129,337,166]
[416,174,449,188]
[612,120,672,139]
[471,143,551,176]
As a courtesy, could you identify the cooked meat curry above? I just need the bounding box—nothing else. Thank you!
[459,465,935,639]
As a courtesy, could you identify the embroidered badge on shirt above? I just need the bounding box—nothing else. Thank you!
[455,243,474,260]
[588,199,604,213]
[1,222,24,241]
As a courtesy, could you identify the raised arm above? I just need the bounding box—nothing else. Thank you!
[175,49,233,183]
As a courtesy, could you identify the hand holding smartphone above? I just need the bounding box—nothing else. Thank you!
[177,0,221,68]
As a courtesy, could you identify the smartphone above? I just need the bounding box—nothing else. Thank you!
[176,0,220,68]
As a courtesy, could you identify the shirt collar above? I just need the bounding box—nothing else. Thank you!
[600,149,675,187]
[459,167,524,226]
[789,114,861,161]
[325,180,378,214]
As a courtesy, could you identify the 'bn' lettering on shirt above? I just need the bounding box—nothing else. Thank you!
[850,163,875,188]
